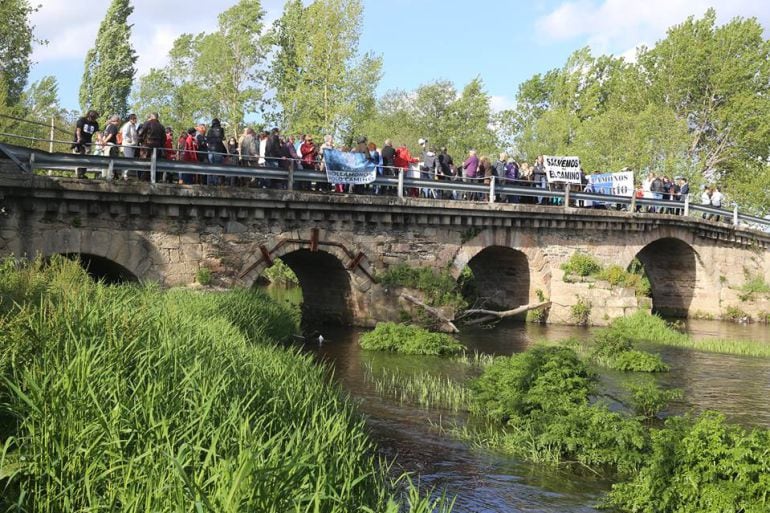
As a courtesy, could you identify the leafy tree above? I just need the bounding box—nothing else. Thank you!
[269,0,382,139]
[79,0,137,119]
[0,0,40,106]
[23,76,63,122]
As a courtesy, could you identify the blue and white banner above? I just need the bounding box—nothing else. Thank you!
[587,171,634,196]
[323,149,377,184]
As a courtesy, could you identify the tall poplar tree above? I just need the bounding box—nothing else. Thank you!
[79,0,137,118]
[269,0,382,139]
[0,0,38,106]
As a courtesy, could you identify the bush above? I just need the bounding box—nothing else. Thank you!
[379,264,466,310]
[561,253,602,277]
[263,258,299,287]
[738,274,770,301]
[359,322,465,356]
[626,380,683,419]
[596,264,651,297]
[724,305,752,322]
[610,350,669,372]
[591,326,669,372]
[606,412,770,512]
[196,267,212,285]
[571,297,592,325]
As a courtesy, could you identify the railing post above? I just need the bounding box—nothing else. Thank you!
[150,148,157,184]
[564,183,570,207]
[105,159,114,180]
[733,204,739,227]
[489,176,496,204]
[630,193,636,213]
[398,168,404,198]
[684,194,689,216]
[49,117,55,154]
[287,162,294,191]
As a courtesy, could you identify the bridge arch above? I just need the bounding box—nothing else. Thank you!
[452,229,551,308]
[632,237,704,317]
[59,253,138,284]
[240,236,365,326]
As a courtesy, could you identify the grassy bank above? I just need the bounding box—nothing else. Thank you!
[0,257,451,512]
[607,311,770,358]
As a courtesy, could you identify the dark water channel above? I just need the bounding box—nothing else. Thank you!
[269,287,770,512]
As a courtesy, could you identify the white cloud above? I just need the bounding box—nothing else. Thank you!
[536,0,770,55]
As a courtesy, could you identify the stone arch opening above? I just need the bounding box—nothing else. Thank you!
[272,249,353,326]
[462,246,530,314]
[634,238,699,317]
[60,253,139,284]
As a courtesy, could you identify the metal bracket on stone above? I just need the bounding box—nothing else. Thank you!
[0,143,30,173]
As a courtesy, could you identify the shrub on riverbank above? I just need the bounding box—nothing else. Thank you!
[379,264,467,310]
[591,330,669,372]
[0,257,452,512]
[360,322,465,356]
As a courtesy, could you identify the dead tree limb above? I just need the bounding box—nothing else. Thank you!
[400,293,460,333]
[459,301,552,326]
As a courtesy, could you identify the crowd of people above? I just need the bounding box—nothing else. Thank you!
[71,111,727,216]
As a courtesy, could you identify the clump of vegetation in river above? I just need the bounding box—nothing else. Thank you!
[609,311,770,358]
[625,380,683,419]
[360,322,465,356]
[604,412,770,512]
[0,257,453,513]
[363,364,470,412]
[469,346,649,473]
[590,329,669,372]
[379,264,467,310]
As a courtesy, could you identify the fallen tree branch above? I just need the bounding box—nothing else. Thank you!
[460,301,552,326]
[400,293,460,333]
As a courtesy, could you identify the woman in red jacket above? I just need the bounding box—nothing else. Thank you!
[179,128,198,184]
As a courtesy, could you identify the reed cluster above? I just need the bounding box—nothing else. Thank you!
[0,257,452,512]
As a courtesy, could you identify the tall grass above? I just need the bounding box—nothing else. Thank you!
[0,257,452,512]
[363,364,471,412]
[608,311,770,358]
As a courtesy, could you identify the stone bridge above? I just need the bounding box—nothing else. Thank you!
[1,164,769,326]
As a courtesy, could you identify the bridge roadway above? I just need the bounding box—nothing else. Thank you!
[1,154,769,326]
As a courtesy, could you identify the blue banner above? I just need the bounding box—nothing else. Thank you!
[323,149,377,184]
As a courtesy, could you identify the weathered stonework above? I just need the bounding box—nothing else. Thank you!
[1,161,769,326]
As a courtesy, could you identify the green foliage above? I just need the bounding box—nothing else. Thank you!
[269,0,381,140]
[0,0,39,105]
[738,274,770,302]
[570,297,592,326]
[79,0,137,118]
[498,9,770,213]
[196,267,212,285]
[0,257,450,512]
[470,346,595,422]
[561,253,602,277]
[626,380,683,419]
[605,412,770,512]
[596,264,651,297]
[359,322,464,356]
[469,346,648,473]
[263,258,299,287]
[363,364,470,412]
[379,264,467,310]
[723,305,751,322]
[591,330,669,372]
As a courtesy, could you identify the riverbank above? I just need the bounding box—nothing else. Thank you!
[0,257,451,512]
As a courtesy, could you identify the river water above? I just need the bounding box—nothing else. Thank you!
[269,287,770,512]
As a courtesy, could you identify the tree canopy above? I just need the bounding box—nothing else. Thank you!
[0,0,38,106]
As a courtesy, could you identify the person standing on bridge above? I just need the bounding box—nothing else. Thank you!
[140,113,166,182]
[72,110,99,178]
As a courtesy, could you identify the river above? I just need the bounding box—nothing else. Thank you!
[268,286,770,512]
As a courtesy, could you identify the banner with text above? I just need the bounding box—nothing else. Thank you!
[544,156,582,184]
[324,149,377,184]
[587,171,634,197]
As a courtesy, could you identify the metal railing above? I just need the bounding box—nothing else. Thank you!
[2,140,769,234]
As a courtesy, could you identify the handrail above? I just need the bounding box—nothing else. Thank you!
[2,142,769,233]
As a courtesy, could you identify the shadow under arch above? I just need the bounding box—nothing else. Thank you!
[634,237,699,317]
[60,253,139,284]
[271,249,353,327]
[463,246,530,313]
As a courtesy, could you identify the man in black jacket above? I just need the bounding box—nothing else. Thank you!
[140,113,166,182]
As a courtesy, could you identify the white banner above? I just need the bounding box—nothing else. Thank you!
[544,156,582,184]
[587,171,634,197]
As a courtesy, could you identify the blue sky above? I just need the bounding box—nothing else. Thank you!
[28,0,770,115]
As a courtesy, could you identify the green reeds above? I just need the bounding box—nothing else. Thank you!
[364,364,471,412]
[0,256,452,512]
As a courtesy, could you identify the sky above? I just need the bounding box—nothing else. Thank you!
[26,0,770,116]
